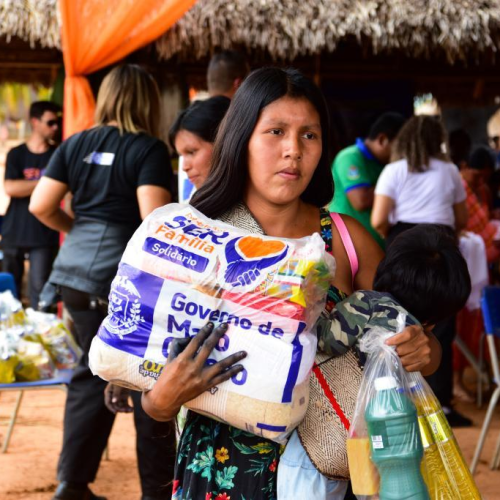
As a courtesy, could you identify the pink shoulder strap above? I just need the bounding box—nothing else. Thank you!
[330,212,359,284]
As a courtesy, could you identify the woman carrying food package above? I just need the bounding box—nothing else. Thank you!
[89,67,441,500]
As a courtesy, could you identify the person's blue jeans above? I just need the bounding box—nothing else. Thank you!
[277,431,348,499]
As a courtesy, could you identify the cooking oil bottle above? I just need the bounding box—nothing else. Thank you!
[408,376,482,500]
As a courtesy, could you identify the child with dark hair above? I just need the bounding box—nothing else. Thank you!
[317,224,470,359]
[278,224,471,499]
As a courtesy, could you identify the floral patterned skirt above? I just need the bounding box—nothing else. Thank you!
[173,412,281,500]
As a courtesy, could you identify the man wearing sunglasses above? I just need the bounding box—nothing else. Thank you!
[2,101,62,308]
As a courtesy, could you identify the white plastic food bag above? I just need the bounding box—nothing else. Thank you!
[89,203,334,442]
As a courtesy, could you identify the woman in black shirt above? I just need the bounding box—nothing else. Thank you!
[30,64,175,500]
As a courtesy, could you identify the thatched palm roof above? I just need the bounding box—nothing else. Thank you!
[2,0,500,64]
[0,0,59,48]
[156,0,500,63]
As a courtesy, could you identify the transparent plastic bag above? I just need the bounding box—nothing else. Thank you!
[25,309,81,369]
[0,327,57,382]
[0,296,65,383]
[15,338,57,381]
[0,290,25,328]
[347,314,428,500]
[347,313,481,500]
[0,330,19,383]
[89,203,335,442]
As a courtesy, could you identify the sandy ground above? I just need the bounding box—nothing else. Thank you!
[0,388,499,500]
[0,390,142,500]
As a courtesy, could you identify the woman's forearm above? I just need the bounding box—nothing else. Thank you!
[33,207,74,233]
[374,220,390,238]
[371,194,394,238]
[141,390,180,422]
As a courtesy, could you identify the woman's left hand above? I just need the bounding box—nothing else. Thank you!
[385,324,441,376]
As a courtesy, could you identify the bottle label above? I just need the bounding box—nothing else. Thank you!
[371,435,384,449]
[371,436,384,450]
[417,416,434,449]
[426,410,453,443]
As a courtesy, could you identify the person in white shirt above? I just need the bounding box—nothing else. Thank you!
[371,114,467,247]
[371,114,473,428]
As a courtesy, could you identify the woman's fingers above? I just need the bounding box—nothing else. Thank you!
[104,384,133,413]
[167,337,192,362]
[404,362,426,372]
[385,324,431,372]
[395,333,429,358]
[205,350,247,378]
[104,383,117,413]
[210,364,246,387]
[181,322,215,357]
[385,326,415,347]
[195,323,229,364]
[400,348,431,370]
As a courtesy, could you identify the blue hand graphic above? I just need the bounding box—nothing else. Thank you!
[224,237,288,287]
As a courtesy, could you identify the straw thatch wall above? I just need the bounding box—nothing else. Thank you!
[0,0,60,49]
[156,0,500,63]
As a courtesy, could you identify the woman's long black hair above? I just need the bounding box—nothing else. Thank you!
[190,67,333,219]
[168,95,231,150]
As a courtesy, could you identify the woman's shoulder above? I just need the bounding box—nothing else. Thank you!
[328,212,384,291]
[377,159,408,186]
[219,203,265,234]
[332,213,374,241]
[121,132,169,164]
[383,158,408,172]
[336,144,363,162]
[63,126,115,149]
[430,157,459,171]
[62,128,91,146]
[330,213,381,254]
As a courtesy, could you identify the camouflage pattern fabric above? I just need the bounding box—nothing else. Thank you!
[316,290,419,361]
[299,290,420,479]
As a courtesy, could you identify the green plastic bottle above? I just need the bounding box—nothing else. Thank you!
[365,375,430,500]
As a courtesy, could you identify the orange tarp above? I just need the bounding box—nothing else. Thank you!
[60,0,196,138]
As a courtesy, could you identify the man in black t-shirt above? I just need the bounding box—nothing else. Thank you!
[2,101,61,308]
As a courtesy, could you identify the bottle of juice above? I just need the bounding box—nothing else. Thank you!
[346,436,379,496]
[365,376,430,500]
[409,379,482,500]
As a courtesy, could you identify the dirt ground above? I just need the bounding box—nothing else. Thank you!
[0,388,499,500]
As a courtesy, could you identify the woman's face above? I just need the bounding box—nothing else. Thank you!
[246,96,322,206]
[174,130,213,189]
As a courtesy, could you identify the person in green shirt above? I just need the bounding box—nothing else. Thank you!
[329,112,406,248]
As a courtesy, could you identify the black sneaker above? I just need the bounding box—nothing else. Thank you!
[52,482,107,500]
[443,407,473,427]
